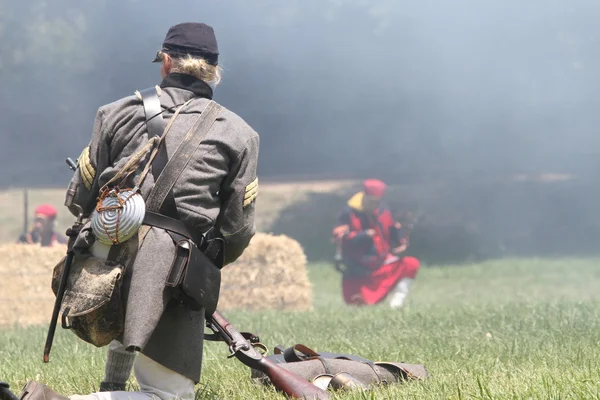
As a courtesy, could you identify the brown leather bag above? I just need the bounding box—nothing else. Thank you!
[51,252,126,347]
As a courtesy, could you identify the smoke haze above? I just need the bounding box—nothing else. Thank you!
[1,0,599,187]
[1,0,600,261]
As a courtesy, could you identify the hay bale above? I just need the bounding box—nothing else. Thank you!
[218,233,313,311]
[0,244,66,327]
[0,233,312,327]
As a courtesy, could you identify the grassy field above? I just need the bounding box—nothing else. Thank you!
[2,258,600,399]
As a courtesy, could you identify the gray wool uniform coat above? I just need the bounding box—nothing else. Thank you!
[65,73,260,383]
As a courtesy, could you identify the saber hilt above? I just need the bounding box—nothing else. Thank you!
[66,158,77,171]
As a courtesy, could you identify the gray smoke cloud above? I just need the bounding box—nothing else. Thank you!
[2,0,599,187]
[2,0,600,261]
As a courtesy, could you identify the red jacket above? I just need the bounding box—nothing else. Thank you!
[334,192,405,273]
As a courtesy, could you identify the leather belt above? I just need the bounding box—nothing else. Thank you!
[143,211,193,240]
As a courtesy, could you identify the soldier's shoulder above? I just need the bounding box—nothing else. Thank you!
[339,206,354,218]
[215,103,259,140]
[95,91,147,136]
[379,204,393,214]
[96,90,145,118]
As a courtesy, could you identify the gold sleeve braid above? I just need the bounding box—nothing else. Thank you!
[243,177,258,207]
[77,146,96,191]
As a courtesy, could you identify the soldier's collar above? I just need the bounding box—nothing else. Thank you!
[160,73,213,99]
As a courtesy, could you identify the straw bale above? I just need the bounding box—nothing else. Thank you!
[0,244,66,327]
[218,233,313,311]
[0,233,312,327]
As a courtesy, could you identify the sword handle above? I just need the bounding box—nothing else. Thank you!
[66,158,77,171]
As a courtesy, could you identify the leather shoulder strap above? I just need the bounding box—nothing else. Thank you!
[137,86,165,139]
[137,86,179,218]
[146,100,223,213]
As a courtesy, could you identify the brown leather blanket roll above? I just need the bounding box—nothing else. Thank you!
[250,344,429,391]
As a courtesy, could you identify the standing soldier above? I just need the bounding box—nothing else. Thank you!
[17,204,67,247]
[21,22,260,400]
[332,179,420,308]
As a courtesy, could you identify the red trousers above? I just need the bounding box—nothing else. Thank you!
[342,255,420,305]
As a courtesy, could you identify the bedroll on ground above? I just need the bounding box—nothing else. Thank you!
[250,344,429,392]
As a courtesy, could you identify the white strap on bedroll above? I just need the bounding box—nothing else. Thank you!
[89,89,221,253]
[90,87,192,248]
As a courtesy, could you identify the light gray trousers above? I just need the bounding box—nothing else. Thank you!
[69,341,195,400]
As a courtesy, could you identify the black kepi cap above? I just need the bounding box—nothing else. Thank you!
[153,22,219,65]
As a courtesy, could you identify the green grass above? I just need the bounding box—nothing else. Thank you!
[3,258,600,399]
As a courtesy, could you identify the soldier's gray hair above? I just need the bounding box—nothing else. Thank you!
[160,51,222,86]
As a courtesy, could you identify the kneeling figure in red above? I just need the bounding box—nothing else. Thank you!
[332,179,420,307]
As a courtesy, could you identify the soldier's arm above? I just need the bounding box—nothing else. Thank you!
[337,208,372,245]
[55,232,68,245]
[332,210,351,240]
[390,223,409,246]
[216,135,260,266]
[16,233,28,244]
[67,109,111,217]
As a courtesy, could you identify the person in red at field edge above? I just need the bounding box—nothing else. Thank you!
[332,179,420,308]
[17,204,67,247]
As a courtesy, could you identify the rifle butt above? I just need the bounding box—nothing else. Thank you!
[258,357,330,400]
[208,311,329,399]
[43,250,75,363]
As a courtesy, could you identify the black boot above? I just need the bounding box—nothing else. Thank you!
[99,382,126,392]
[0,382,18,400]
